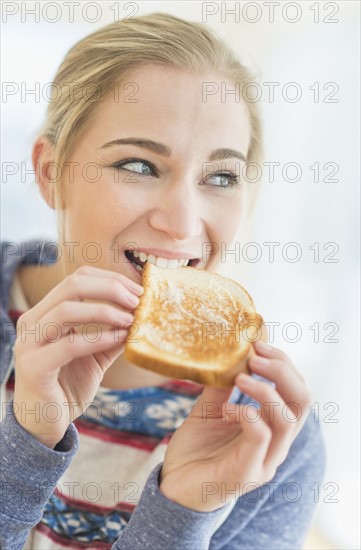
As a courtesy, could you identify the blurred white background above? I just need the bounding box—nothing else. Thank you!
[1,2,360,548]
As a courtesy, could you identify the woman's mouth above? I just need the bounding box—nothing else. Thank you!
[124,249,200,272]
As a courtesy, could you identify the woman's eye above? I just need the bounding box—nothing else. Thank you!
[112,159,155,176]
[207,173,240,189]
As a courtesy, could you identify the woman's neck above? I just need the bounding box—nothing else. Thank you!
[100,356,172,389]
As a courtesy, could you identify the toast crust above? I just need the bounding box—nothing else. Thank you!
[124,263,265,387]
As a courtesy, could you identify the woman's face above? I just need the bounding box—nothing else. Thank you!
[60,64,251,282]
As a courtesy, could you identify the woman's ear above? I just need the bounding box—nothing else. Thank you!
[32,137,62,209]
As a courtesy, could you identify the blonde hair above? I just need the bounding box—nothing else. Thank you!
[39,12,263,242]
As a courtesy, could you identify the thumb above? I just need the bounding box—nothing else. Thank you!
[190,385,234,419]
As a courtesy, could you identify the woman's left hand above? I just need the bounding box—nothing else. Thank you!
[159,340,312,512]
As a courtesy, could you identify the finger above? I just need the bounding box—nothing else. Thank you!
[236,373,290,426]
[21,271,142,326]
[190,386,234,419]
[92,333,128,370]
[234,404,272,464]
[249,356,310,410]
[75,265,144,295]
[23,328,128,379]
[36,302,134,345]
[248,357,311,433]
[252,341,304,382]
[235,373,296,467]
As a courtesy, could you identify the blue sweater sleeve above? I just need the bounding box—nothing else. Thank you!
[209,411,327,549]
[0,408,79,550]
[0,409,231,550]
[111,410,326,550]
[112,462,232,550]
[0,405,326,550]
[112,384,326,550]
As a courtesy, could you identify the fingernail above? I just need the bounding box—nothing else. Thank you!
[128,293,140,307]
[112,317,133,330]
[130,284,144,296]
[237,373,254,384]
[250,355,270,368]
[254,340,272,352]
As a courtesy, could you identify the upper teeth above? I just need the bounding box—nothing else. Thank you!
[132,250,190,269]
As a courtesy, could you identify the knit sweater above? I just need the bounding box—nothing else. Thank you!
[0,240,326,549]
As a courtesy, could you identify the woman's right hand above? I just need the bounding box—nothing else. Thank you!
[12,265,143,449]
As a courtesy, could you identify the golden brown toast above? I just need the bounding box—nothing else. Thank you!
[124,262,265,387]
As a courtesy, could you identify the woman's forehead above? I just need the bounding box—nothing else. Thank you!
[89,65,251,155]
[102,63,248,110]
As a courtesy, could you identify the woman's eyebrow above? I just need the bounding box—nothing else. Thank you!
[99,137,246,162]
[100,137,170,157]
[209,148,247,163]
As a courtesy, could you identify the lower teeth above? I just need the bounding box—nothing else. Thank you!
[132,260,144,272]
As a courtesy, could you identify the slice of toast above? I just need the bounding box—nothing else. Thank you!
[124,262,264,387]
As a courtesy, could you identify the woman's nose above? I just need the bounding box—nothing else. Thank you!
[148,182,203,240]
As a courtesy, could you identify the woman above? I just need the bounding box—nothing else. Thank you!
[0,13,326,549]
